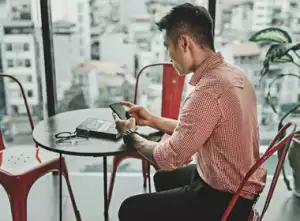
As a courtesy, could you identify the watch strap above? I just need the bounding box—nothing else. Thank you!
[123,129,139,144]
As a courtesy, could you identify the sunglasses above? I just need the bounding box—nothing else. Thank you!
[54,131,89,145]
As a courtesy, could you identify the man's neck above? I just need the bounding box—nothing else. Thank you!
[191,49,215,73]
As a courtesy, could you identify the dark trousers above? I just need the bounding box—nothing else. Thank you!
[118,164,255,221]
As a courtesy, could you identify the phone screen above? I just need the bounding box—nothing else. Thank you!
[109,103,130,120]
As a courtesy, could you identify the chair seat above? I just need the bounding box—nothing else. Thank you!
[0,147,59,175]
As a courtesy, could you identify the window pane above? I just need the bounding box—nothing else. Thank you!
[49,0,207,173]
[24,43,29,51]
[1,1,45,148]
[215,0,296,167]
[5,43,12,51]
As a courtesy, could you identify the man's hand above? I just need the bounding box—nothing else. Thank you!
[120,101,153,127]
[113,113,136,134]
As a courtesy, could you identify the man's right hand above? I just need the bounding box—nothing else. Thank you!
[120,101,153,127]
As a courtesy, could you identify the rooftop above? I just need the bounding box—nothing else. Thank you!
[131,14,152,21]
[72,61,125,75]
[231,42,261,56]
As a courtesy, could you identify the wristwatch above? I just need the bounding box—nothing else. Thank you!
[123,129,139,145]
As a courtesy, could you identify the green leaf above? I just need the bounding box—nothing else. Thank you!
[274,54,294,63]
[266,44,289,61]
[249,28,292,44]
[265,73,300,113]
[289,42,300,52]
[266,92,278,113]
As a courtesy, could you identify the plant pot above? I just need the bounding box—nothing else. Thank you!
[289,132,300,198]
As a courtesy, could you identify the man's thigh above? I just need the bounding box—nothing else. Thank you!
[154,164,197,192]
[118,186,209,221]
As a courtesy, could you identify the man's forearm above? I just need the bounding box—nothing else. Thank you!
[131,133,159,167]
[149,115,178,135]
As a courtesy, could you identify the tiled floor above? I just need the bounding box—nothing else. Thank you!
[0,172,300,221]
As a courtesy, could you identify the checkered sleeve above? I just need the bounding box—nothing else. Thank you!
[153,91,222,170]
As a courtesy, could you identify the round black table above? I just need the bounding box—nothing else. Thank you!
[32,108,159,221]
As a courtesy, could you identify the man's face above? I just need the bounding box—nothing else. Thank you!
[164,32,192,76]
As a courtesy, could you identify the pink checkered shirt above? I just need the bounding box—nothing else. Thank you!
[153,52,267,199]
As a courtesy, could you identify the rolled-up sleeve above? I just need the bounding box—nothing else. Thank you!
[153,91,222,170]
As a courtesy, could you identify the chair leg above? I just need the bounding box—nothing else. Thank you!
[61,160,81,221]
[107,155,124,210]
[9,188,27,221]
[142,159,148,189]
[147,161,152,193]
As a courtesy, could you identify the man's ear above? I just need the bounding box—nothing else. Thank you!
[180,35,189,52]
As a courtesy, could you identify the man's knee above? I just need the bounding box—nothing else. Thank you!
[118,195,142,221]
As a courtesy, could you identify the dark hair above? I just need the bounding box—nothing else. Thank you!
[156,3,214,51]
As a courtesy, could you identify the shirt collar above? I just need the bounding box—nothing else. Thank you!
[189,52,224,86]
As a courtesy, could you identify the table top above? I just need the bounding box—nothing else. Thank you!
[32,108,160,157]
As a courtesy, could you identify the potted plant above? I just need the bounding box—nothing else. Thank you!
[249,27,300,197]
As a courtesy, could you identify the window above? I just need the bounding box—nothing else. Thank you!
[80,37,84,45]
[25,59,31,67]
[80,49,85,56]
[78,15,83,23]
[1,1,45,171]
[79,26,84,33]
[290,2,298,7]
[27,75,32,82]
[24,43,29,51]
[11,105,19,114]
[77,3,84,13]
[5,43,12,51]
[7,59,14,68]
[27,90,33,97]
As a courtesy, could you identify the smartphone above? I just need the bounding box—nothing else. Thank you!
[109,102,131,120]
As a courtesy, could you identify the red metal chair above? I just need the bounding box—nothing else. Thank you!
[107,63,185,208]
[221,122,297,221]
[0,74,81,221]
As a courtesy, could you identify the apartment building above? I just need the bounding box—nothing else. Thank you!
[1,22,40,115]
[90,0,120,60]
[76,0,91,61]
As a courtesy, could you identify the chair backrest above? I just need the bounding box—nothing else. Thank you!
[0,130,5,151]
[0,74,34,131]
[134,63,185,120]
[221,122,297,221]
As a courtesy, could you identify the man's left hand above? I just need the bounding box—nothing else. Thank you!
[112,113,137,134]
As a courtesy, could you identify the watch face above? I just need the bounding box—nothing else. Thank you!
[123,134,131,144]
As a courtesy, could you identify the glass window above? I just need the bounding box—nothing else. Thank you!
[216,0,283,150]
[24,43,29,51]
[24,59,31,67]
[7,59,14,68]
[78,15,83,23]
[27,90,33,97]
[2,2,45,149]
[5,43,12,51]
[27,75,32,82]
[77,3,84,13]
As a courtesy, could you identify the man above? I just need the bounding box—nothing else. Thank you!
[113,3,267,221]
